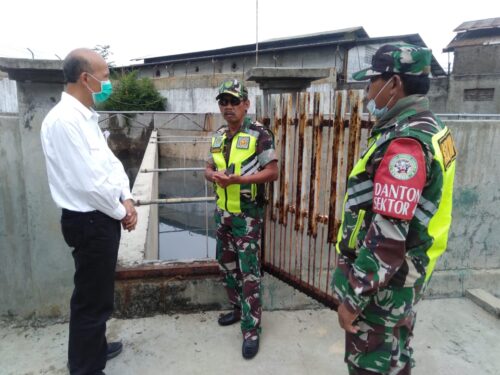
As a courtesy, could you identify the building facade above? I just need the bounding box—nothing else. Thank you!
[444,17,500,114]
[117,27,448,113]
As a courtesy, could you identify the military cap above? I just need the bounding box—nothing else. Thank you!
[352,43,432,81]
[216,79,248,100]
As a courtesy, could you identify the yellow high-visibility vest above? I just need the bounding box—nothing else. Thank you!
[211,131,258,213]
[336,126,456,282]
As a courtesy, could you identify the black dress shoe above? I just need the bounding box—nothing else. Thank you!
[66,342,122,370]
[242,336,259,359]
[217,310,241,326]
[107,341,123,360]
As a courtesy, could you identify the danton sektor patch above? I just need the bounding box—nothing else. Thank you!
[388,154,418,180]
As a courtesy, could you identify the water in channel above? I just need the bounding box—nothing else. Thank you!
[158,157,216,261]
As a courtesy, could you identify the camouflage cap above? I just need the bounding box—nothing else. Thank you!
[216,79,248,100]
[352,43,432,81]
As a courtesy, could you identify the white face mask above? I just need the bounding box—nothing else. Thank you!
[366,77,395,118]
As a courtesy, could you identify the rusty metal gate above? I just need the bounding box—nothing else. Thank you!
[257,90,372,309]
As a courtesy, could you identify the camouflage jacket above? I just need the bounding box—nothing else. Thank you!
[333,94,454,315]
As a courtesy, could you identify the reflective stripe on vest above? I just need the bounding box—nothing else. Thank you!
[336,127,455,282]
[211,132,258,213]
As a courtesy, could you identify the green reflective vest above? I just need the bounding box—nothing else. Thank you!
[336,122,456,283]
[211,131,258,213]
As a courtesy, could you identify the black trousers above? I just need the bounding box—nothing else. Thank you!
[61,209,121,375]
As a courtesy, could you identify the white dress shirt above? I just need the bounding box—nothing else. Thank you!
[41,92,133,220]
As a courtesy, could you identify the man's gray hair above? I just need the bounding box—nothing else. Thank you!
[63,54,92,83]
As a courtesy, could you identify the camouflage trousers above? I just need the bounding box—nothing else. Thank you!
[345,314,415,375]
[332,267,418,374]
[215,206,263,340]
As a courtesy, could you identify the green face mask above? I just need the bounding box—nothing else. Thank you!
[86,73,113,104]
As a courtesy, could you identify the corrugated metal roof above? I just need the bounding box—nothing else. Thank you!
[141,27,369,65]
[445,35,500,50]
[454,17,500,32]
[262,27,365,43]
[122,32,445,76]
[444,26,500,52]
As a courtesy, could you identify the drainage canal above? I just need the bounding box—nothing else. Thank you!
[158,156,216,261]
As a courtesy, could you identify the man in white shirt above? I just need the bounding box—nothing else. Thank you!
[41,48,137,375]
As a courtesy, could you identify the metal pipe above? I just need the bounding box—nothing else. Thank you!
[204,179,210,258]
[152,140,211,144]
[156,135,211,139]
[141,168,206,173]
[136,197,215,206]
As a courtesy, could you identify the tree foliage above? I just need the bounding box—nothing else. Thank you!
[98,71,166,111]
[93,44,114,66]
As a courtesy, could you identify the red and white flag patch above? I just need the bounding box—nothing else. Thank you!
[373,138,426,220]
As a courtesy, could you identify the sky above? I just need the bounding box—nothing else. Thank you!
[1,0,499,71]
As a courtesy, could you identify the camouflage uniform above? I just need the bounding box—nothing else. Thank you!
[208,80,277,341]
[332,44,457,374]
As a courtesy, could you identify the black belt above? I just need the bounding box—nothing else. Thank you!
[62,208,105,218]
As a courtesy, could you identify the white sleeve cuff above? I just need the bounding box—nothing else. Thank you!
[111,204,127,220]
[121,189,133,203]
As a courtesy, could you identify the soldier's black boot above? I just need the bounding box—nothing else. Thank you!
[242,336,259,359]
[218,309,241,326]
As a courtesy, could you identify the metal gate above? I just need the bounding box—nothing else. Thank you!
[258,90,372,309]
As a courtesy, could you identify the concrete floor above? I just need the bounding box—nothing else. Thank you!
[1,298,499,375]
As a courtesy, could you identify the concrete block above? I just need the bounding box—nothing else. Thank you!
[466,289,500,318]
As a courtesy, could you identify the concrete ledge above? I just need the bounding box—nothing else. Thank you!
[466,289,500,317]
[116,260,219,280]
[0,57,63,83]
[246,67,330,92]
[425,268,500,298]
[114,272,322,318]
[118,130,158,266]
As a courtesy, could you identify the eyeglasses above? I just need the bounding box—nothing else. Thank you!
[218,97,242,106]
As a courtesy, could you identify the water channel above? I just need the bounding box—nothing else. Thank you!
[157,157,216,261]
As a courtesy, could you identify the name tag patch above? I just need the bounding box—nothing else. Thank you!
[236,136,250,149]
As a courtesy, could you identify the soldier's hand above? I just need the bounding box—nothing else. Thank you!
[337,303,360,334]
[213,171,240,188]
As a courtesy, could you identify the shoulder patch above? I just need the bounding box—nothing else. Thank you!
[373,138,426,220]
[211,135,224,153]
[438,130,457,170]
[389,154,418,180]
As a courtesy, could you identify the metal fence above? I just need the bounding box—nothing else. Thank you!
[257,90,372,308]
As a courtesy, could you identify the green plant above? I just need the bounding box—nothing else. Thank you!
[98,71,166,112]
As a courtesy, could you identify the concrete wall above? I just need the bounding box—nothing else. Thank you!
[452,45,500,75]
[0,83,72,318]
[445,45,500,114]
[428,120,500,297]
[0,75,18,113]
[114,274,322,318]
[0,113,35,316]
[446,75,500,114]
[427,76,449,113]
[152,72,336,113]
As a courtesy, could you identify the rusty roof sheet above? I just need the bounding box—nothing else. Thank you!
[454,17,500,32]
[445,35,500,50]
